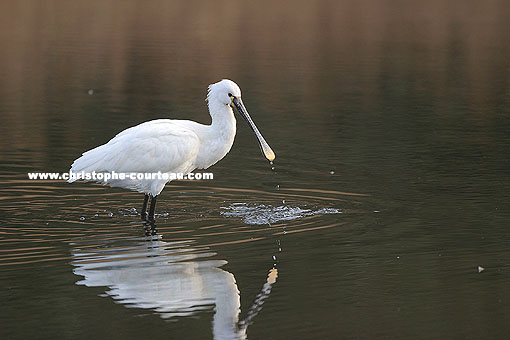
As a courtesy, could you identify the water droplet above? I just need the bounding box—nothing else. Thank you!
[269,161,273,165]
[88,89,94,95]
[478,266,485,273]
[271,166,275,171]
[108,212,113,217]
[329,170,335,175]
[278,248,282,252]
[283,230,287,234]
[272,255,277,261]
[276,184,280,190]
[94,213,99,217]
[79,216,85,221]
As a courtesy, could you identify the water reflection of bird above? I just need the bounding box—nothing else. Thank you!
[71,233,277,340]
[68,79,275,221]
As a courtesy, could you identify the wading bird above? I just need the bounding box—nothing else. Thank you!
[69,79,275,221]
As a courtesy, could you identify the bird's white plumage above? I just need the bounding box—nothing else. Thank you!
[68,79,272,197]
[70,119,202,195]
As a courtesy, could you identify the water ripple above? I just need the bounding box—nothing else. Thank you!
[220,203,341,225]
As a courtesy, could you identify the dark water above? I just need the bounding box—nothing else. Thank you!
[1,1,510,339]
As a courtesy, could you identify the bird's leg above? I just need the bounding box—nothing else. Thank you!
[141,194,149,220]
[148,195,158,222]
[142,220,158,237]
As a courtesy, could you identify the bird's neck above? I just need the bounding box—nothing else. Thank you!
[209,103,236,132]
[195,104,237,169]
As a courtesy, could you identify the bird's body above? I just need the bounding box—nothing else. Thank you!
[69,79,275,221]
[69,117,235,196]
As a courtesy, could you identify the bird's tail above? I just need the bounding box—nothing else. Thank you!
[68,145,108,183]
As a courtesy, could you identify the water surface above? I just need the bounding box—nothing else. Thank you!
[1,1,510,339]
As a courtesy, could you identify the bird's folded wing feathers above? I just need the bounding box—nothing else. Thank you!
[71,120,200,176]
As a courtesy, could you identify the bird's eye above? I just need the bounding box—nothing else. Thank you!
[228,93,233,97]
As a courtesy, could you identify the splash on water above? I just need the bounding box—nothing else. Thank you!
[220,203,341,225]
[118,207,139,216]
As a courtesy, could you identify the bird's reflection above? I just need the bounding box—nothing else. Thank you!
[70,222,277,340]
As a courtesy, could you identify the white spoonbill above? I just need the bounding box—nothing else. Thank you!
[68,79,275,221]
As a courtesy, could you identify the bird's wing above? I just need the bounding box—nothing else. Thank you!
[74,120,201,175]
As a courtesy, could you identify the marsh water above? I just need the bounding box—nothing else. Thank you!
[1,1,510,339]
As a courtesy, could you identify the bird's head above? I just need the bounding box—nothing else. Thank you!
[207,79,275,162]
[207,79,242,106]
